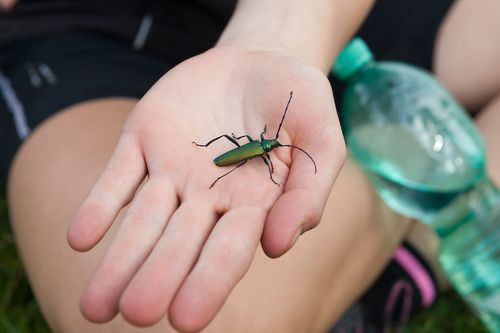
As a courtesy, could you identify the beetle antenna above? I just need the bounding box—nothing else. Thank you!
[278,144,317,174]
[275,91,293,140]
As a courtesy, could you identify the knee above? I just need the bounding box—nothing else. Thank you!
[434,0,500,111]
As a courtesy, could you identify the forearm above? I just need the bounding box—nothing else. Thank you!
[217,0,374,73]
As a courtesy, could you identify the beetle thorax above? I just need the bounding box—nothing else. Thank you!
[261,139,280,152]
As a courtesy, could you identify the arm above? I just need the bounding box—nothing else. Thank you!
[218,0,374,73]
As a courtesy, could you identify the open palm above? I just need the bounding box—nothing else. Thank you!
[67,46,346,332]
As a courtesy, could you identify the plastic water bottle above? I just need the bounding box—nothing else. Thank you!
[432,179,500,332]
[332,38,500,332]
[332,38,486,222]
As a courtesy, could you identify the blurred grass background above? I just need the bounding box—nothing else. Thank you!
[0,191,51,333]
[0,190,488,333]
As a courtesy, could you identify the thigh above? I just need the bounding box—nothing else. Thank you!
[8,98,142,332]
[8,98,411,333]
[434,0,500,111]
[476,93,500,186]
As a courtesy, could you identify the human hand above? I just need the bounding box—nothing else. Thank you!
[67,46,345,332]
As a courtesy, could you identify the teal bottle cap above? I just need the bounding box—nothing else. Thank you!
[332,37,374,80]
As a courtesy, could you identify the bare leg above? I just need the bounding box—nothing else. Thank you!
[8,98,412,333]
[476,95,500,187]
[434,0,500,112]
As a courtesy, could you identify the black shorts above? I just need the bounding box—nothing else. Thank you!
[0,32,174,186]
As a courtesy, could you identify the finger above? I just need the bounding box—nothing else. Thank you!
[119,200,217,326]
[68,134,146,251]
[79,177,177,323]
[169,206,266,333]
[262,125,346,258]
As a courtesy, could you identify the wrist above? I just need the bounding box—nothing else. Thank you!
[216,0,374,74]
[216,31,333,74]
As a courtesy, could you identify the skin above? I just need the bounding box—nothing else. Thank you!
[9,101,411,332]
[9,0,375,331]
[434,0,500,112]
[0,0,16,11]
[5,0,500,332]
[67,48,345,329]
[64,0,375,330]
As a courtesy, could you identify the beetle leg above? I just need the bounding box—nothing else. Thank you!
[231,133,254,143]
[193,134,240,148]
[261,154,279,186]
[210,160,248,189]
[264,152,274,173]
[260,125,267,141]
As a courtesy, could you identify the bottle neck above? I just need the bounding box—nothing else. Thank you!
[342,59,374,82]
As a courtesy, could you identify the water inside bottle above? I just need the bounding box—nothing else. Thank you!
[347,124,483,220]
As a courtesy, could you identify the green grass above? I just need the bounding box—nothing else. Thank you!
[406,291,487,333]
[0,191,51,333]
[0,191,489,333]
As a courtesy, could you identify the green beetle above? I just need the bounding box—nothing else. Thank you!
[193,91,317,188]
